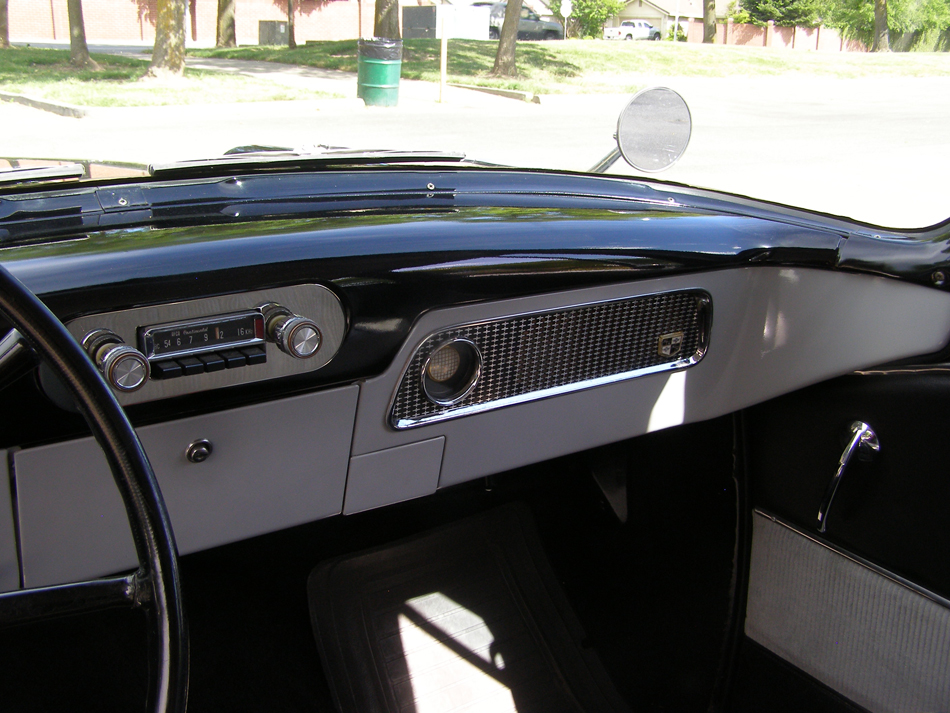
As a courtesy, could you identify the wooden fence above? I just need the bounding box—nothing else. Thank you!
[683,18,867,52]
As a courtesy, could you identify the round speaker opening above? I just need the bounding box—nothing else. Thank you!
[422,339,481,405]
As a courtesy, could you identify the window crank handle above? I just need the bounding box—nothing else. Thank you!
[816,421,880,534]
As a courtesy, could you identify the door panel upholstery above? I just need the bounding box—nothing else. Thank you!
[737,372,950,711]
[745,512,950,713]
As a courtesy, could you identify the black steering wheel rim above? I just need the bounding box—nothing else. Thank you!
[0,264,189,713]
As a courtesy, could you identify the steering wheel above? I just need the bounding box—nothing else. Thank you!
[0,264,189,713]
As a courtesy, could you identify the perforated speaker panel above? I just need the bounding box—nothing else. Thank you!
[390,289,711,429]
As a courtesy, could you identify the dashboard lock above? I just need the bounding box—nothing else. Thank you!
[186,439,214,463]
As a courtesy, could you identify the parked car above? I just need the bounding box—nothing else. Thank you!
[0,47,948,713]
[604,19,662,40]
[489,2,564,39]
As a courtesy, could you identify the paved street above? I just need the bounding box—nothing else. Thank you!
[3,45,949,228]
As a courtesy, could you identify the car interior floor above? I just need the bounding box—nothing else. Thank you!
[0,415,740,712]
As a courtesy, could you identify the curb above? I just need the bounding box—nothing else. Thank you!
[447,83,541,104]
[0,92,88,118]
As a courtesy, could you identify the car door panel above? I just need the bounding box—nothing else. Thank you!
[736,370,950,711]
[744,512,950,712]
[746,373,950,598]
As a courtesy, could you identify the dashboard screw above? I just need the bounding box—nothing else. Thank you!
[427,183,435,190]
[118,197,128,206]
[932,270,946,286]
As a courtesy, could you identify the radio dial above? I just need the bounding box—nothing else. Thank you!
[270,314,322,359]
[82,329,150,392]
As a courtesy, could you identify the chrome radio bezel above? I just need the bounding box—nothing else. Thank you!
[139,310,266,362]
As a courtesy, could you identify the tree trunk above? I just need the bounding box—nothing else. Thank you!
[492,0,522,77]
[0,0,9,49]
[872,0,889,51]
[287,0,296,48]
[703,0,716,43]
[67,0,99,69]
[148,0,187,77]
[374,0,400,39]
[215,0,236,47]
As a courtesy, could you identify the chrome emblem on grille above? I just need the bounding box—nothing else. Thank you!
[658,332,684,358]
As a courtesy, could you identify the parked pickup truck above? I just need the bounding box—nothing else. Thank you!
[604,20,662,40]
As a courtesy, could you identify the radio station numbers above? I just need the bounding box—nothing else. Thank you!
[143,312,264,359]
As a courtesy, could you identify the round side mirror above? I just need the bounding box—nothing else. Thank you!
[616,87,692,173]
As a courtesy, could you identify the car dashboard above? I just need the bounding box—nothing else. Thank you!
[1,166,949,602]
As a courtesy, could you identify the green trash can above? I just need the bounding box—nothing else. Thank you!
[357,38,402,107]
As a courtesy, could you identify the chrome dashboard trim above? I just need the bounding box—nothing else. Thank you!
[390,288,711,429]
[753,509,950,614]
[139,310,265,361]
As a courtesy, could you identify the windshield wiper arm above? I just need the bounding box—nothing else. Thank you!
[149,150,470,179]
[0,164,85,185]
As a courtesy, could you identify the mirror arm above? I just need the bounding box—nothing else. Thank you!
[590,147,622,174]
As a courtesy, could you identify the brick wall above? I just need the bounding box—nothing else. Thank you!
[8,0,374,44]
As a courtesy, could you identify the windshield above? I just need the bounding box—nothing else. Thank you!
[1,2,948,229]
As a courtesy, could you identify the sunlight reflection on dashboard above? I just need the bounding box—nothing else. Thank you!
[647,370,686,433]
[761,298,789,355]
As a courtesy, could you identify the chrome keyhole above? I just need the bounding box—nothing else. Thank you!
[186,439,213,463]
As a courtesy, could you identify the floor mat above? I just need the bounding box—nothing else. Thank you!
[307,502,630,713]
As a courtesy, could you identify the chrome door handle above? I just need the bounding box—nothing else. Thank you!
[816,421,880,533]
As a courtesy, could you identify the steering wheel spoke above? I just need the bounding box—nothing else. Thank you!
[0,571,143,627]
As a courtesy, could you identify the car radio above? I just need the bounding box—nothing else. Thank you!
[62,284,346,406]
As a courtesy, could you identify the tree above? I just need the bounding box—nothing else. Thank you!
[287,0,296,48]
[374,0,400,38]
[215,0,236,47]
[67,0,99,69]
[0,0,9,49]
[740,0,821,25]
[570,0,625,37]
[821,0,950,49]
[872,0,890,47]
[704,0,717,40]
[148,0,187,77]
[492,0,523,77]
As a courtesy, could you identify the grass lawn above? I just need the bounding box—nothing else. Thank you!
[0,47,339,106]
[194,38,950,94]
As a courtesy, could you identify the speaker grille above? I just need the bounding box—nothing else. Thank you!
[390,289,711,429]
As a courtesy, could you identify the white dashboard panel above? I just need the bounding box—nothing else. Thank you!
[15,385,358,588]
[352,267,950,488]
[343,437,445,515]
[12,267,950,583]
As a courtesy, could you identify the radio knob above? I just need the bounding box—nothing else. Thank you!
[269,314,322,359]
[82,329,150,393]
